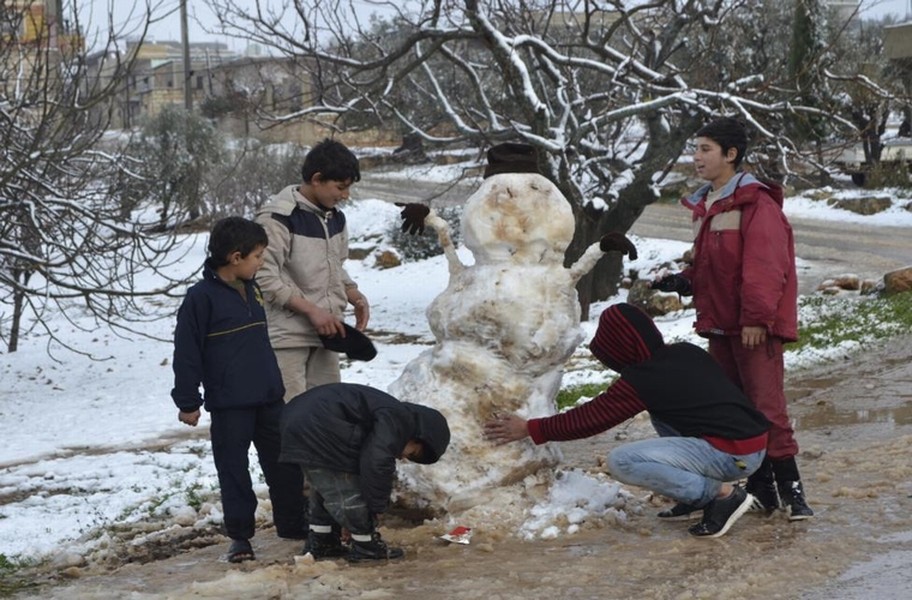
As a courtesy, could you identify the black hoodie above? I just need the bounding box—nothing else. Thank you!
[279,383,450,515]
[528,303,769,455]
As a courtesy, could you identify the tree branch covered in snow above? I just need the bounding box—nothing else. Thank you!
[0,2,195,354]
[202,0,905,316]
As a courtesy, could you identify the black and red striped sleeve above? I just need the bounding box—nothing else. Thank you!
[527,379,647,444]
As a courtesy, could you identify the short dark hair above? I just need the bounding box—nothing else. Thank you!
[696,117,749,168]
[301,138,361,184]
[207,217,268,266]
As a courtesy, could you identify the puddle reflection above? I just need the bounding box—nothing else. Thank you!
[795,402,912,429]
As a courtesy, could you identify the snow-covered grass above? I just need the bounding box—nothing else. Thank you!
[1,172,911,571]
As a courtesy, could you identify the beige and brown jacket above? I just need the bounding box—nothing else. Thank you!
[255,185,357,349]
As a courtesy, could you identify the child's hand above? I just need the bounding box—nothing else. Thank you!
[483,414,529,445]
[179,409,200,427]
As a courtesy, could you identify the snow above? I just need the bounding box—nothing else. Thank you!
[1,173,911,565]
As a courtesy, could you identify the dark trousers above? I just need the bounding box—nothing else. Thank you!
[303,468,375,536]
[210,402,305,540]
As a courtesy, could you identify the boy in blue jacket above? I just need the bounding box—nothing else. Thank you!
[171,217,307,563]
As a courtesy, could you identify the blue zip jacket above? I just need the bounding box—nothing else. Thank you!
[171,260,285,412]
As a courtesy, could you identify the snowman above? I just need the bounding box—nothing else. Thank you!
[388,143,637,519]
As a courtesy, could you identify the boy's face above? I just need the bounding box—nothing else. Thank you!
[228,244,266,281]
[693,136,737,188]
[399,440,425,463]
[308,174,354,210]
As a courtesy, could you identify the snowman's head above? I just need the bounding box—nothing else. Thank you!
[462,173,575,265]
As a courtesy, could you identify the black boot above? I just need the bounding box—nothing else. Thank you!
[348,532,404,562]
[304,529,348,560]
[771,457,814,521]
[745,456,780,515]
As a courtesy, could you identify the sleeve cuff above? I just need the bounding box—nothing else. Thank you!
[527,418,548,445]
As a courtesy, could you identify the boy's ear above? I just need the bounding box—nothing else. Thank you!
[227,250,242,265]
[724,147,738,164]
[307,171,323,185]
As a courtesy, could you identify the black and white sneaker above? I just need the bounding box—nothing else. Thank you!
[688,487,754,538]
[779,480,814,521]
[657,502,701,520]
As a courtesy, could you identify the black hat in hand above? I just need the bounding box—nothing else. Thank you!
[319,323,378,361]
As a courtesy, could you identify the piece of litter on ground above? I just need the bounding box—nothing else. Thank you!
[439,525,473,545]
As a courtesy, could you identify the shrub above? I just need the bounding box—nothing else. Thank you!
[386,205,463,261]
[206,142,306,219]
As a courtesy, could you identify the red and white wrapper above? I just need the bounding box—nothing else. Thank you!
[439,525,473,545]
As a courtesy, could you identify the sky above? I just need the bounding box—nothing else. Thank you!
[1,150,911,564]
[81,0,912,51]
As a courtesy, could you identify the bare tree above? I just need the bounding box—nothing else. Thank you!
[0,2,194,354]
[204,0,896,318]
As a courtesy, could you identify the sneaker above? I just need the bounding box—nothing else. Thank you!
[348,532,405,562]
[688,487,754,538]
[779,480,814,521]
[745,463,780,515]
[304,531,348,560]
[657,502,701,520]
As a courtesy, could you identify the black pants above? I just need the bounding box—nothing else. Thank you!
[210,402,305,540]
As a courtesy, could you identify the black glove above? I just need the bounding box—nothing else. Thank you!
[599,232,638,260]
[651,273,692,296]
[394,202,430,235]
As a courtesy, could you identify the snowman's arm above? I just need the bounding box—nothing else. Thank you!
[568,243,606,284]
[425,210,465,275]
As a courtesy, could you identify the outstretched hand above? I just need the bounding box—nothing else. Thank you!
[483,414,529,446]
[599,232,638,260]
[394,202,430,235]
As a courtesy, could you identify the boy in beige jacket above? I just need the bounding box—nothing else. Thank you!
[256,139,370,401]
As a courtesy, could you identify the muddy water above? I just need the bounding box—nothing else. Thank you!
[16,336,912,600]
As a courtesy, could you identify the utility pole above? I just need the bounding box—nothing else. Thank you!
[180,0,192,110]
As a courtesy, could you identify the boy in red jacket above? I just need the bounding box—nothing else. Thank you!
[654,117,813,520]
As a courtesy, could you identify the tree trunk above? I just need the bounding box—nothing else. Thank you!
[8,271,28,353]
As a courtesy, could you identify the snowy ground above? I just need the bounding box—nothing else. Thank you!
[1,169,911,570]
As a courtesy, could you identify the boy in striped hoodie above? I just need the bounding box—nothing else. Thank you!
[484,303,770,538]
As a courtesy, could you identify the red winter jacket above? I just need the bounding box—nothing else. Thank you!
[681,173,798,342]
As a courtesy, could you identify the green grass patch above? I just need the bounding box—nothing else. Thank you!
[555,381,612,411]
[0,553,40,597]
[790,291,912,353]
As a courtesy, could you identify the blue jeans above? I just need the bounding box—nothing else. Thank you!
[607,434,765,507]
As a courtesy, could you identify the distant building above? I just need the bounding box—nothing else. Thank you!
[1,0,83,93]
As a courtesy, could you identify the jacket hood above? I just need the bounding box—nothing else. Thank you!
[588,303,665,372]
[683,172,783,209]
[405,403,450,464]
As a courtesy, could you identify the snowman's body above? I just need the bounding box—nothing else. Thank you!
[391,172,606,513]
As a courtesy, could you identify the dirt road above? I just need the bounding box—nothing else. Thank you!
[17,335,912,599]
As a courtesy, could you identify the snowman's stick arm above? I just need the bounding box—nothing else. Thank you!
[568,243,606,284]
[425,211,465,275]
